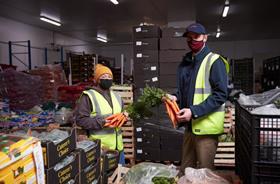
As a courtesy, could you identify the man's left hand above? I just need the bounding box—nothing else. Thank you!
[176,108,192,122]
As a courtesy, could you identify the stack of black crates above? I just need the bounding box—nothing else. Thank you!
[232,58,254,94]
[262,56,280,91]
[64,54,96,84]
[132,25,187,162]
[235,102,280,183]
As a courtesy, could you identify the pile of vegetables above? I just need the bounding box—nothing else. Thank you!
[104,112,129,128]
[152,176,176,184]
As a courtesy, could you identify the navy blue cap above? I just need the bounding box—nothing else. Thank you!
[182,23,207,37]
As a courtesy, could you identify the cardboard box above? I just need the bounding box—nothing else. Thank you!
[77,139,101,170]
[68,173,79,184]
[102,150,119,172]
[133,38,159,51]
[134,62,159,75]
[159,62,180,75]
[161,27,185,38]
[134,50,159,63]
[80,159,100,184]
[159,50,186,63]
[45,151,79,184]
[159,75,177,88]
[133,25,161,38]
[160,37,188,50]
[39,128,77,168]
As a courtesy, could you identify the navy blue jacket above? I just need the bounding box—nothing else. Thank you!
[175,46,228,120]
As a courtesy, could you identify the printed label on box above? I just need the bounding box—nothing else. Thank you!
[137,138,142,142]
[137,149,143,154]
[151,66,157,71]
[152,77,158,82]
[136,127,142,132]
[136,41,142,46]
[136,53,143,58]
[135,27,142,32]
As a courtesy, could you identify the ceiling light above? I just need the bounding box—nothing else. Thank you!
[97,36,108,43]
[222,5,230,17]
[110,0,119,5]
[40,16,61,26]
[216,32,221,38]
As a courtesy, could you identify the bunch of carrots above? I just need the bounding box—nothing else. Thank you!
[104,112,129,128]
[163,98,180,128]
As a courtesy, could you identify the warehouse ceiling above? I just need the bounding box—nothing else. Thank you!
[0,0,279,44]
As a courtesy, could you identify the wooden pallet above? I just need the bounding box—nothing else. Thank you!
[224,107,234,133]
[111,85,133,107]
[108,164,130,184]
[121,120,135,166]
[215,142,235,167]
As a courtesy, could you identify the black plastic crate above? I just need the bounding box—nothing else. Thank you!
[235,102,280,184]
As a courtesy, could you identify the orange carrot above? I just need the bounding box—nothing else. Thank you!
[165,101,176,128]
[165,99,178,114]
[172,101,180,112]
[118,116,127,127]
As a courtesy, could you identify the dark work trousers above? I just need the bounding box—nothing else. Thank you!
[179,130,219,175]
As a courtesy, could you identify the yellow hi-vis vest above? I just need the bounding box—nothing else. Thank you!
[82,89,124,151]
[192,52,229,135]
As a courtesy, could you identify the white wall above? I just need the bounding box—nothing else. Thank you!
[0,16,98,70]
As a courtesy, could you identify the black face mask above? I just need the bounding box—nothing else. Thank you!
[99,79,113,89]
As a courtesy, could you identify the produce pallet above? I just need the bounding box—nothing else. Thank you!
[214,142,235,167]
[111,85,133,107]
[121,120,135,166]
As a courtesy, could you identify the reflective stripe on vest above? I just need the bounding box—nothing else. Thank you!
[192,52,229,135]
[83,89,123,150]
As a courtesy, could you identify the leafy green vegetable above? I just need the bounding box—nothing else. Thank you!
[125,86,166,121]
[152,177,176,184]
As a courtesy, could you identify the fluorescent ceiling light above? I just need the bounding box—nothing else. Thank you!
[40,16,61,26]
[216,32,221,38]
[110,0,119,5]
[97,37,108,43]
[222,5,230,17]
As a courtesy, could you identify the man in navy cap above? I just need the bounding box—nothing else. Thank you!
[168,23,229,173]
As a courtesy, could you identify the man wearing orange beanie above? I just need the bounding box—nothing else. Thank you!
[76,64,126,165]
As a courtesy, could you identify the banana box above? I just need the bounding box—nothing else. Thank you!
[0,134,37,169]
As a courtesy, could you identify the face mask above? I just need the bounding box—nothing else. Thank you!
[187,40,205,53]
[99,79,113,89]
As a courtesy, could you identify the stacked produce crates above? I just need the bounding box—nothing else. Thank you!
[232,58,254,94]
[64,54,96,84]
[101,150,120,184]
[77,139,101,184]
[262,56,280,91]
[235,102,280,183]
[133,25,161,89]
[134,121,183,162]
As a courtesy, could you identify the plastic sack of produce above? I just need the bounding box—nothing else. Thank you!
[123,162,178,184]
[178,168,229,184]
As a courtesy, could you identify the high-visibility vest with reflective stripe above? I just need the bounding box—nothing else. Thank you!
[192,52,229,135]
[82,89,124,151]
